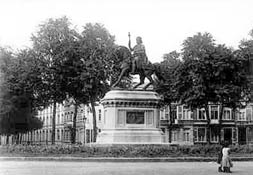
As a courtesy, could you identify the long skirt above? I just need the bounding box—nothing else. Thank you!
[221,156,233,168]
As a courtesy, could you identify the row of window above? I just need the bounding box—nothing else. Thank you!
[161,105,253,121]
[171,127,232,143]
[37,109,102,126]
[21,129,63,142]
[20,129,96,143]
[38,114,64,126]
[37,104,63,116]
[177,106,232,120]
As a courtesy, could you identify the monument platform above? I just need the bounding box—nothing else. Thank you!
[97,89,165,144]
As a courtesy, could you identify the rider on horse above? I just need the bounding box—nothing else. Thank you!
[128,33,148,74]
[112,44,163,90]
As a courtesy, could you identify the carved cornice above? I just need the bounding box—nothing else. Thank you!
[101,90,162,108]
[102,100,161,108]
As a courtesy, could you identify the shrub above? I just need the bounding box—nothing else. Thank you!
[0,144,253,157]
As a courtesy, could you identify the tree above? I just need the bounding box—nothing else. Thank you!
[0,94,43,144]
[182,32,215,61]
[163,51,181,64]
[212,45,250,143]
[176,32,250,144]
[0,47,13,116]
[0,48,43,143]
[76,23,116,142]
[155,51,181,143]
[51,28,85,144]
[239,31,253,100]
[59,23,117,143]
[31,16,77,144]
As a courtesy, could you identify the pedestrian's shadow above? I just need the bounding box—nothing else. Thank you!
[229,170,240,173]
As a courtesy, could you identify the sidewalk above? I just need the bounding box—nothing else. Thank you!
[1,156,253,162]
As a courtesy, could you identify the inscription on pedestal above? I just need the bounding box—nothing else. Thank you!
[126,111,145,124]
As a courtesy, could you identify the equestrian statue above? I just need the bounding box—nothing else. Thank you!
[111,33,164,90]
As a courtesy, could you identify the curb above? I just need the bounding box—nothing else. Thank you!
[0,157,253,162]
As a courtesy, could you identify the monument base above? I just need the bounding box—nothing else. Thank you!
[97,128,165,144]
[97,89,165,144]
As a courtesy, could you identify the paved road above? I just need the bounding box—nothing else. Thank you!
[0,161,252,175]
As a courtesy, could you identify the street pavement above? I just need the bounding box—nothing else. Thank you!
[0,161,253,175]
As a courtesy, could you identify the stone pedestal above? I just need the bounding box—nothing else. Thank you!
[97,89,165,144]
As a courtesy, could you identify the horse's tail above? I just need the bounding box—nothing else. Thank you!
[152,63,166,83]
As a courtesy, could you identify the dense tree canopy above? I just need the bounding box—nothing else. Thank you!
[155,51,181,142]
[0,48,43,137]
[62,23,117,142]
[239,30,253,100]
[175,32,250,143]
[30,18,123,143]
[158,51,181,102]
[177,33,250,109]
[31,16,79,144]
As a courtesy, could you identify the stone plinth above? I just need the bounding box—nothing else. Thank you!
[97,89,165,144]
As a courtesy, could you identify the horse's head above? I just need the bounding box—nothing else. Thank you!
[111,46,133,88]
[114,46,132,69]
[115,46,132,62]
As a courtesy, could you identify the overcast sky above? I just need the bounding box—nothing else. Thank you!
[0,0,253,62]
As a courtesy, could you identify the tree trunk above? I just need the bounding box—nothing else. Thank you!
[218,104,224,144]
[91,100,97,142]
[20,133,23,144]
[71,103,78,144]
[205,104,210,144]
[168,105,172,143]
[6,135,9,145]
[15,134,19,144]
[51,101,56,145]
[83,121,86,145]
[30,130,33,144]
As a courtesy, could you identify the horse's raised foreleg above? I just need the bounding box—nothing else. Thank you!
[111,68,128,88]
[143,70,157,90]
[133,74,145,89]
[143,82,152,90]
[143,75,153,90]
[133,82,142,89]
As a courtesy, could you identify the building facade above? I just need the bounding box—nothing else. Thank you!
[160,103,253,145]
[0,101,103,145]
[1,102,253,145]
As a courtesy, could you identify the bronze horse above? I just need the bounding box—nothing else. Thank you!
[111,46,163,90]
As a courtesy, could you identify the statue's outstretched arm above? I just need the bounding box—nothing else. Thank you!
[128,32,133,51]
[128,40,133,51]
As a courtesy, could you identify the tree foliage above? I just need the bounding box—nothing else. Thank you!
[155,51,181,143]
[239,31,253,100]
[157,51,181,105]
[30,19,119,143]
[31,16,77,144]
[0,48,43,136]
[63,23,116,142]
[175,32,250,143]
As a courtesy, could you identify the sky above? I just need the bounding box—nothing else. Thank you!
[0,0,253,63]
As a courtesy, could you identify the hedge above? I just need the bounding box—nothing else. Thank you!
[0,144,253,157]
